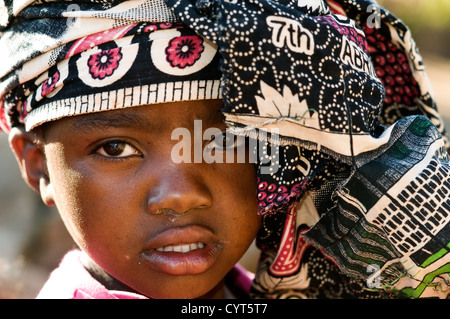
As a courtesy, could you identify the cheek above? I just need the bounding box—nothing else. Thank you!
[45,148,137,251]
[217,163,260,242]
[52,170,143,263]
[48,167,95,249]
[221,163,257,205]
[44,144,86,243]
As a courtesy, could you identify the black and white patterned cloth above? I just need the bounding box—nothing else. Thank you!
[0,0,222,131]
[166,0,450,298]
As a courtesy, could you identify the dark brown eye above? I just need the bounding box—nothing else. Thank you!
[96,141,140,158]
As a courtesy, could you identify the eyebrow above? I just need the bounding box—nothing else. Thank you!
[71,110,156,132]
[70,104,226,132]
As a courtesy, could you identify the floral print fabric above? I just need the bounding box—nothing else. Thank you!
[166,35,205,68]
[0,0,222,132]
[87,48,124,80]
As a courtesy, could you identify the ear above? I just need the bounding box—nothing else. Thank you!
[8,126,55,207]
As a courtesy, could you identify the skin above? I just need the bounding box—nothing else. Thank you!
[9,99,260,299]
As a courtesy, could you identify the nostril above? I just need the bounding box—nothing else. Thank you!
[150,208,171,215]
[148,205,208,216]
[149,208,185,216]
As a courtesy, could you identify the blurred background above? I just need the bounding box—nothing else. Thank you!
[1,0,450,298]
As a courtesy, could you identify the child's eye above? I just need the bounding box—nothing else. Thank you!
[95,141,141,158]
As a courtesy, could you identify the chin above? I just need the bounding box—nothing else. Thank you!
[140,279,222,299]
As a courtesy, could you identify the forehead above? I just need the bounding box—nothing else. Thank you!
[44,99,225,136]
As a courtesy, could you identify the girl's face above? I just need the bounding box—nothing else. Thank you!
[41,100,260,298]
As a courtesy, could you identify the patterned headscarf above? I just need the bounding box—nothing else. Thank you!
[1,0,450,299]
[166,0,450,298]
[0,0,222,132]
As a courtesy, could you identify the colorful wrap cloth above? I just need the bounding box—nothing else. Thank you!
[1,0,449,299]
[0,0,222,132]
[166,0,450,298]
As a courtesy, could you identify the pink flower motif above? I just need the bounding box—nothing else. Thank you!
[144,24,158,33]
[165,35,205,69]
[144,23,178,34]
[159,22,174,29]
[257,180,290,206]
[41,71,60,97]
[88,47,123,80]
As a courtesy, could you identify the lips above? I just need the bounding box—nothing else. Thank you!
[141,225,220,275]
[156,242,205,252]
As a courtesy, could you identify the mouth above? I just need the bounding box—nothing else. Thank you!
[155,242,205,253]
[141,225,220,275]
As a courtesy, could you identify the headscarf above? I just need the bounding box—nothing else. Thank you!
[166,0,450,298]
[0,0,222,132]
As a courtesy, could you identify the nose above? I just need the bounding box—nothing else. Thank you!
[146,165,213,216]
